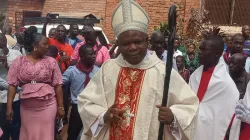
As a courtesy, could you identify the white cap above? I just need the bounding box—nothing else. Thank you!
[111,0,150,37]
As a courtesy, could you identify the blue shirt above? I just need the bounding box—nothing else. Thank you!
[65,37,82,49]
[224,44,227,52]
[62,65,99,104]
[244,41,250,57]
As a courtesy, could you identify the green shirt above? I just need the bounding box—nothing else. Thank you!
[177,45,186,54]
[183,53,199,74]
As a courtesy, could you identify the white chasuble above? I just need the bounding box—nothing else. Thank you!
[78,53,199,140]
[189,58,239,140]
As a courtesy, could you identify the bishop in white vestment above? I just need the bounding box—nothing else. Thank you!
[77,0,199,140]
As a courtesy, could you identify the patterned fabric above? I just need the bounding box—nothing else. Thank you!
[184,53,199,74]
[110,68,146,140]
[7,56,62,99]
[78,53,199,140]
[111,0,150,37]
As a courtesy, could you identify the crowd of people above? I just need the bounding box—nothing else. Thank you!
[1,0,250,140]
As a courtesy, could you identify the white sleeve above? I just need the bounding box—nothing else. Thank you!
[90,111,106,137]
[169,116,182,140]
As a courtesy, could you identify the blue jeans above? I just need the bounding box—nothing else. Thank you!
[0,100,21,140]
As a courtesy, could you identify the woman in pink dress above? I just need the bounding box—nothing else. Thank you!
[6,29,65,140]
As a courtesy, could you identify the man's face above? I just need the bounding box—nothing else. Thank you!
[229,56,242,76]
[49,29,56,38]
[173,39,180,49]
[118,30,148,65]
[82,26,96,44]
[187,45,195,54]
[199,41,216,66]
[231,35,244,55]
[80,47,96,66]
[176,56,184,69]
[56,26,66,40]
[150,34,165,57]
[70,25,79,37]
[242,26,250,38]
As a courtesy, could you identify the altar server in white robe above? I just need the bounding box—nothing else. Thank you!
[229,81,250,140]
[189,35,239,140]
[77,0,199,140]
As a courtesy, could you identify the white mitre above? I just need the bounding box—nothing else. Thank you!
[112,0,150,37]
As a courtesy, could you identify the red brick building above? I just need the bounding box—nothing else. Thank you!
[1,0,200,41]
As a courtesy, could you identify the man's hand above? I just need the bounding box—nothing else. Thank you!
[6,106,13,123]
[156,105,174,125]
[104,104,126,124]
[57,108,65,119]
[59,55,70,63]
[45,14,52,25]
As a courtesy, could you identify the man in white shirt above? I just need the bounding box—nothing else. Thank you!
[150,30,178,70]
[0,33,22,140]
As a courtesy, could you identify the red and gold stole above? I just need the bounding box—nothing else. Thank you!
[110,67,146,140]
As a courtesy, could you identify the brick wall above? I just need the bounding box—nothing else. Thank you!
[4,0,201,41]
[0,0,8,14]
[42,0,106,19]
[7,0,44,30]
[103,0,200,41]
[41,0,200,42]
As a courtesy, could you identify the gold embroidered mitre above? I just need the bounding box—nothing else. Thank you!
[111,0,150,37]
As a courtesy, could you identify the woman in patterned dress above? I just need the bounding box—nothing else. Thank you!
[6,29,65,140]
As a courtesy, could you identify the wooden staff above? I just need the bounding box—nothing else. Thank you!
[158,5,177,140]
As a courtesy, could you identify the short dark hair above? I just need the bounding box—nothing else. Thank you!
[79,43,94,56]
[232,33,245,41]
[28,26,38,33]
[69,24,78,30]
[56,25,66,31]
[204,35,224,52]
[176,55,184,61]
[49,28,56,34]
[23,28,44,52]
